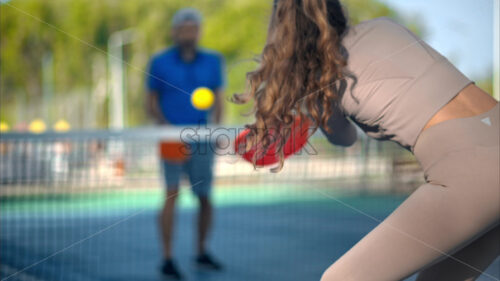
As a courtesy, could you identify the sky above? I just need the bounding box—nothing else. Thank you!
[379,0,496,80]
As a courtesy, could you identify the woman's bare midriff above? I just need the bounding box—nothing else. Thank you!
[421,83,499,132]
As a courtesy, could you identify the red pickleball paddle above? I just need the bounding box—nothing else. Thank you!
[234,116,311,166]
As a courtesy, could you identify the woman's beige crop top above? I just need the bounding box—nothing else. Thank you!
[334,17,474,152]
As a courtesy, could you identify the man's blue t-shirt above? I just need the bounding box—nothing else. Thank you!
[146,46,225,125]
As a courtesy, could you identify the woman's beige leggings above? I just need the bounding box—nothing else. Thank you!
[321,102,500,281]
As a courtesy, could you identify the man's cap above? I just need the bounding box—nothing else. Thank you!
[171,8,203,27]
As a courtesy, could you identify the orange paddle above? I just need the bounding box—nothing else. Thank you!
[159,141,190,162]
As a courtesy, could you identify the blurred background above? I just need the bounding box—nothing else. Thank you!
[0,0,499,281]
[1,0,496,130]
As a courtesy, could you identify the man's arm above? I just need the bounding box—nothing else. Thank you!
[213,89,224,124]
[212,53,226,125]
[146,91,169,125]
[145,56,170,125]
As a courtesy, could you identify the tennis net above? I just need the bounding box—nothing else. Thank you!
[0,125,423,281]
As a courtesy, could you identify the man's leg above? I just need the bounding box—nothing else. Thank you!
[186,143,222,270]
[158,160,184,279]
[158,188,180,259]
[196,195,213,255]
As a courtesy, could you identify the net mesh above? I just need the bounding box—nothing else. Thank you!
[1,126,424,281]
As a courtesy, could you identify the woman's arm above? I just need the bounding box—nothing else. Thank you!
[319,107,357,147]
[146,91,169,125]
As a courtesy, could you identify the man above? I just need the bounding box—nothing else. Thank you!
[146,8,225,280]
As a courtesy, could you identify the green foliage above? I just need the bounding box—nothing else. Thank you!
[343,0,396,24]
[475,75,494,96]
[1,0,404,127]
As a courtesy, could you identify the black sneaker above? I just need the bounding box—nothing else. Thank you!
[195,252,224,271]
[160,259,184,280]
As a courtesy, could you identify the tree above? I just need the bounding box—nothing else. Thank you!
[1,0,415,127]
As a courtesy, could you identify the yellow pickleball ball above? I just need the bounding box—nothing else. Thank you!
[53,119,71,132]
[191,87,215,110]
[0,121,9,132]
[29,119,47,134]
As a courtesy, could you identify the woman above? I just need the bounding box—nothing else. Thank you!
[233,0,499,280]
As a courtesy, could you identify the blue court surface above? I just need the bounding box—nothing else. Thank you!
[1,186,499,281]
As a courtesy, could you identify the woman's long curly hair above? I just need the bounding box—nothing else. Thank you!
[232,0,356,172]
